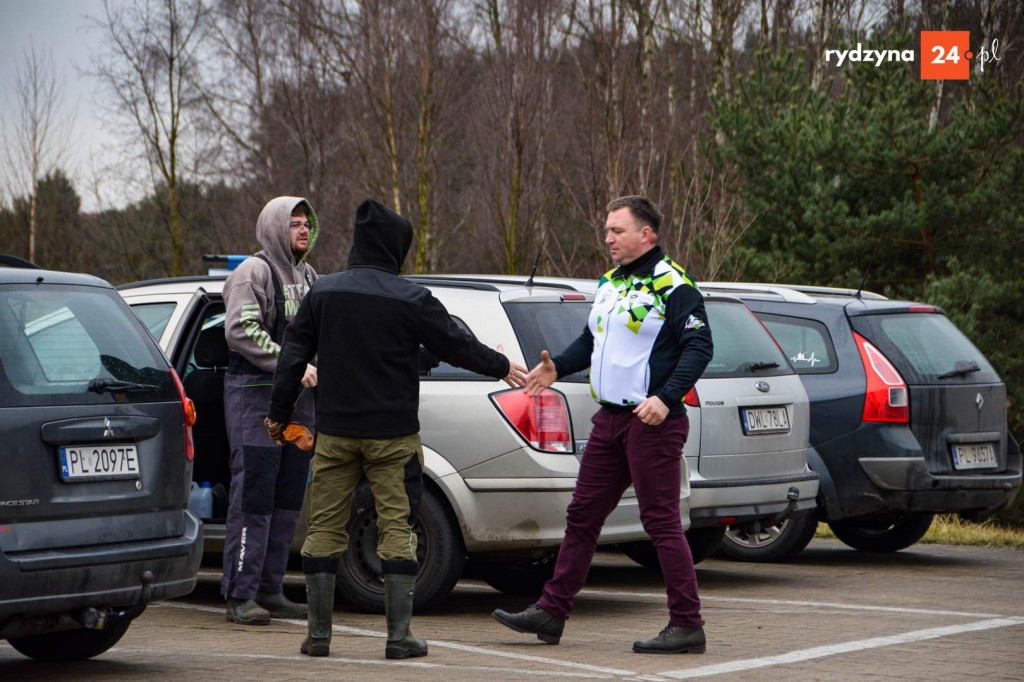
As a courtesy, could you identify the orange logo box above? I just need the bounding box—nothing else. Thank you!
[921,31,971,80]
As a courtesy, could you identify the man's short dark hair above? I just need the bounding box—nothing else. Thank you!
[291,203,309,218]
[605,195,663,233]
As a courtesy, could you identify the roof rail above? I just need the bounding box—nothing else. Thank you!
[406,276,500,292]
[699,281,888,302]
[0,254,41,269]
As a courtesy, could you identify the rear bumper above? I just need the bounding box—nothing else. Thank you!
[0,512,203,624]
[689,471,820,527]
[858,457,1021,514]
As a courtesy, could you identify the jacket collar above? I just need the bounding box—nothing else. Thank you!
[613,245,663,279]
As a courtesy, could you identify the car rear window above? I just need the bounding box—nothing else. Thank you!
[850,313,999,384]
[702,300,792,379]
[131,302,177,341]
[502,301,591,383]
[0,284,176,407]
[758,313,837,374]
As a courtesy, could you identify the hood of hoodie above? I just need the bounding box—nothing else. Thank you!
[347,199,412,274]
[256,196,320,269]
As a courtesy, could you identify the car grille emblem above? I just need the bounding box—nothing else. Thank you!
[976,393,984,411]
[755,381,770,393]
[103,418,114,438]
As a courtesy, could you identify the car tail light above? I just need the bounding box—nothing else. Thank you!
[908,305,937,313]
[171,368,196,461]
[853,331,909,423]
[683,387,699,407]
[491,388,573,453]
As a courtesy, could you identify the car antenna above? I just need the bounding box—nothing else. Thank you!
[524,191,562,288]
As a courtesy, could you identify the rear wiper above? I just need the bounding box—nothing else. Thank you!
[87,378,159,393]
[937,362,981,380]
[746,361,780,372]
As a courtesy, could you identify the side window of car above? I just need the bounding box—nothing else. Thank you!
[758,313,838,375]
[419,315,490,381]
[130,302,177,342]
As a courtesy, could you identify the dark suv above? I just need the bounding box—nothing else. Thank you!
[701,283,1022,561]
[0,258,203,661]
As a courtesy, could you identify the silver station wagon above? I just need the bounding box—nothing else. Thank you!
[118,273,670,612]
[410,275,820,566]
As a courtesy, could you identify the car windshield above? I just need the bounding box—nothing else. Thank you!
[0,284,175,407]
[850,312,999,384]
[702,300,792,379]
[503,300,591,383]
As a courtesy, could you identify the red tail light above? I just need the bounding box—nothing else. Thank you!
[683,387,699,407]
[852,332,909,423]
[492,388,572,453]
[170,368,196,461]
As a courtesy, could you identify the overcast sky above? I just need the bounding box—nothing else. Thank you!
[1,0,121,212]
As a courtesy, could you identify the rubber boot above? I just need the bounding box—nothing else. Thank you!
[383,560,428,660]
[300,556,337,657]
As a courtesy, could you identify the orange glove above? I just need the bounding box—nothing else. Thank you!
[264,417,314,451]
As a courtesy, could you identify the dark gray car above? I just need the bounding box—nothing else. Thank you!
[701,283,1022,560]
[0,260,203,661]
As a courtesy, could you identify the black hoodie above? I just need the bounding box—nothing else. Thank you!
[268,199,511,438]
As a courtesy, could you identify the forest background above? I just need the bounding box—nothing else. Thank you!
[1,0,1022,526]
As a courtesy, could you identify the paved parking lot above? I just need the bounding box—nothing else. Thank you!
[2,538,1022,680]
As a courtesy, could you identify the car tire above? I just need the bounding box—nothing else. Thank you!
[827,513,934,553]
[7,619,132,662]
[719,511,818,562]
[475,553,557,596]
[334,482,464,614]
[620,527,727,568]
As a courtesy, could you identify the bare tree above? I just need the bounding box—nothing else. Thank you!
[91,0,210,277]
[1,42,74,263]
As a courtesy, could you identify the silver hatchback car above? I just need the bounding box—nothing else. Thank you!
[118,274,673,611]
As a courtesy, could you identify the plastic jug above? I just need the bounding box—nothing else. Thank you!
[188,481,214,520]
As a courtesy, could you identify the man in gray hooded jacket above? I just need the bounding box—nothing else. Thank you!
[221,196,319,625]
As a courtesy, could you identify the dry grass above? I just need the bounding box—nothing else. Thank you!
[814,514,1024,548]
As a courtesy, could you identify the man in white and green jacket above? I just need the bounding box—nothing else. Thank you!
[494,195,714,654]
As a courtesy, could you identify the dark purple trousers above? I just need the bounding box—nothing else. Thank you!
[537,407,702,628]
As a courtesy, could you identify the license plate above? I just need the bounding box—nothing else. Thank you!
[741,406,791,435]
[951,443,997,470]
[59,444,140,481]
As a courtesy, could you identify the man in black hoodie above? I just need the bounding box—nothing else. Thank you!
[267,199,526,660]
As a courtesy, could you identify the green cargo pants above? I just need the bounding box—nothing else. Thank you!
[302,432,424,561]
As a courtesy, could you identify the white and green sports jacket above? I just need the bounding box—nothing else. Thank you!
[553,246,713,415]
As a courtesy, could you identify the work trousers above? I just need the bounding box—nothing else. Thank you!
[221,357,315,600]
[302,432,424,561]
[537,407,702,627]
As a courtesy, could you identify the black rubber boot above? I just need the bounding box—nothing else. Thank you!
[300,556,337,657]
[225,598,271,625]
[383,560,428,659]
[492,603,565,644]
[256,591,308,619]
[632,623,706,654]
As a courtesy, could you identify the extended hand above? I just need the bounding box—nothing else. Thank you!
[633,395,669,426]
[525,350,557,397]
[301,363,318,388]
[497,344,527,388]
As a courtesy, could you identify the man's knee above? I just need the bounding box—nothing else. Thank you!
[241,446,280,515]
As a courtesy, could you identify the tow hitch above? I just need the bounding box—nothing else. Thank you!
[74,570,154,630]
[768,487,802,526]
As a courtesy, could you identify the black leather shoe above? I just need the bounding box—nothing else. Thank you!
[633,624,706,654]
[492,603,564,644]
[225,598,271,626]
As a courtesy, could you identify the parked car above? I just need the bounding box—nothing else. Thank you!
[422,275,820,566]
[0,258,203,662]
[700,282,1023,561]
[118,273,666,612]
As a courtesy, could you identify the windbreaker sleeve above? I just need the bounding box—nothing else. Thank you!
[223,260,281,373]
[654,285,714,407]
[418,292,510,379]
[551,324,594,378]
[267,288,319,424]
